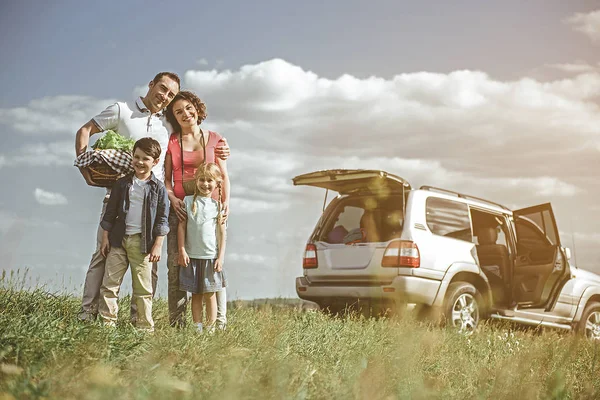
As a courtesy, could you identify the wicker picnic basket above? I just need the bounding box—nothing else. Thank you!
[74,131,134,188]
[88,160,123,188]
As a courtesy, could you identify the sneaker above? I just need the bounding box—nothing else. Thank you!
[216,323,227,331]
[102,320,116,328]
[78,311,97,322]
[196,323,203,333]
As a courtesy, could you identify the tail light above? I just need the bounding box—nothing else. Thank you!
[382,240,420,268]
[303,243,318,269]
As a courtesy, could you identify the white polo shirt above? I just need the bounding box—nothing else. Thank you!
[92,97,171,182]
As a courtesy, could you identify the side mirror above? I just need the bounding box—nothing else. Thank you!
[563,247,572,261]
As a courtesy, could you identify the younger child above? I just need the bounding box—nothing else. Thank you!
[98,137,170,330]
[178,163,227,333]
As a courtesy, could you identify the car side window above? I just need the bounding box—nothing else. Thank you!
[426,197,472,242]
[515,209,558,246]
[515,218,551,249]
[474,226,509,246]
[496,225,508,247]
[514,217,557,264]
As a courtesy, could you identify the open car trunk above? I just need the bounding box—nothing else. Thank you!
[293,169,411,195]
[293,169,410,281]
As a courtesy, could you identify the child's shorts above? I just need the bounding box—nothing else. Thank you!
[179,258,227,294]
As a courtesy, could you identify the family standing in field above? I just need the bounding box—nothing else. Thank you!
[74,72,230,333]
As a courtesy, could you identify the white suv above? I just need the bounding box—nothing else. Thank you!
[293,169,600,338]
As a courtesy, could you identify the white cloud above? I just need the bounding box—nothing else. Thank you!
[225,149,581,222]
[230,197,290,214]
[0,210,67,234]
[0,141,74,169]
[500,177,580,197]
[184,60,600,170]
[565,10,600,42]
[34,188,68,206]
[545,62,597,74]
[227,253,277,264]
[196,58,208,66]
[189,59,599,209]
[0,96,116,136]
[185,58,320,111]
[3,58,600,213]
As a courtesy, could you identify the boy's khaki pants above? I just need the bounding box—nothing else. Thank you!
[99,233,154,329]
[80,195,157,321]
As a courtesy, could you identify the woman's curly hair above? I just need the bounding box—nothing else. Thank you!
[165,90,208,133]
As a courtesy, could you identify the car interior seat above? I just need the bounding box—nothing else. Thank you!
[476,226,510,303]
[360,209,382,242]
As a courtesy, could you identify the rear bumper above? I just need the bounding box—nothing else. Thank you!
[295,275,441,306]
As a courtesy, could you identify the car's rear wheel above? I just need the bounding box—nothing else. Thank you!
[577,301,600,341]
[443,282,481,335]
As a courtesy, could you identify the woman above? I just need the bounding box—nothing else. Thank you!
[164,90,230,328]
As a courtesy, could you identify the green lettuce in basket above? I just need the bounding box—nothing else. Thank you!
[91,130,135,152]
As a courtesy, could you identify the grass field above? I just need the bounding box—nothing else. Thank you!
[2,274,600,399]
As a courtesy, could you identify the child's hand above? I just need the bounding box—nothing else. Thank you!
[214,258,224,272]
[100,237,111,258]
[178,249,190,267]
[149,243,161,262]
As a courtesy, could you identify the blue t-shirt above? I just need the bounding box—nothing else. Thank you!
[184,195,220,259]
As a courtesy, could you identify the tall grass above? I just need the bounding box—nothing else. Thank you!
[1,272,600,399]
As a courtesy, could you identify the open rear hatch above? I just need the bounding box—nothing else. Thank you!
[292,169,411,195]
[293,169,410,281]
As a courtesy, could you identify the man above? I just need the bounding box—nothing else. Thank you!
[75,72,230,322]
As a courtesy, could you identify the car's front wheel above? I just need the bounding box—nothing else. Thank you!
[443,282,481,335]
[577,301,600,341]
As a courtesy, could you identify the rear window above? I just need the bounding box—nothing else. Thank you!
[426,197,472,242]
[318,196,404,243]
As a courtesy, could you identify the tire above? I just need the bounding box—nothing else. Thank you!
[576,301,600,341]
[443,282,481,334]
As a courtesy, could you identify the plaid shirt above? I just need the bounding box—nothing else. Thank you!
[100,172,170,253]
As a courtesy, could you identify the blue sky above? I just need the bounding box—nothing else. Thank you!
[1,1,600,299]
[2,0,596,104]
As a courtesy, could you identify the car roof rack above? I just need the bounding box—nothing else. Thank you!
[420,186,510,211]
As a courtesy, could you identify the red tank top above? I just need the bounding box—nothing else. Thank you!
[166,130,224,200]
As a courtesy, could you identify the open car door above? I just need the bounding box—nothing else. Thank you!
[512,203,570,311]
